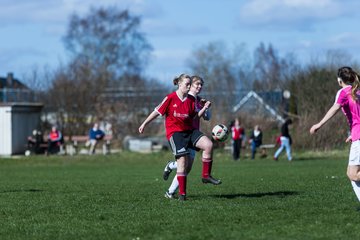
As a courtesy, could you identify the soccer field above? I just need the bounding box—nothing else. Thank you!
[0,150,359,240]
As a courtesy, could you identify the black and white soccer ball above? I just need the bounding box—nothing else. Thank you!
[211,124,229,142]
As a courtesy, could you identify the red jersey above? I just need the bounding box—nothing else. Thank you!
[156,91,196,140]
[231,126,244,140]
[49,130,62,142]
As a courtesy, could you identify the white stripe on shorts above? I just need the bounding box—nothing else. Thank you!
[169,136,176,156]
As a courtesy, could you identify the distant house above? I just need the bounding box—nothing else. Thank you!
[0,72,28,89]
[0,73,36,103]
[232,90,286,124]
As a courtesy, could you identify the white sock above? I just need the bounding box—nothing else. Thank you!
[169,161,177,170]
[351,181,360,201]
[168,174,179,194]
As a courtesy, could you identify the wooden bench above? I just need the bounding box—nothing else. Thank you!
[26,134,113,156]
[258,144,276,157]
[64,135,113,155]
[25,135,64,156]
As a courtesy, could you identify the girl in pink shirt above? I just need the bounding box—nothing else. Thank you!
[310,66,360,202]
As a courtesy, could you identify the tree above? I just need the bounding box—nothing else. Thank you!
[285,49,360,150]
[43,62,99,135]
[63,7,152,80]
[44,7,154,138]
[186,41,252,124]
[252,43,299,91]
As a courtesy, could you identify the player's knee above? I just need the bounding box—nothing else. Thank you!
[347,171,360,181]
[199,136,212,149]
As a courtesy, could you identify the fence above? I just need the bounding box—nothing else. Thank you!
[0,88,38,103]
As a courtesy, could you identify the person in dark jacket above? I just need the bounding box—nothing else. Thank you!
[87,123,105,154]
[249,125,263,159]
[274,119,293,161]
[26,129,46,155]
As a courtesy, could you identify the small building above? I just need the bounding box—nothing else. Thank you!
[0,103,43,156]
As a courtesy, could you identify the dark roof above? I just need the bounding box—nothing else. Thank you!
[0,73,28,89]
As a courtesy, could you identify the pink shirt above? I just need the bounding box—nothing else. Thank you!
[335,85,360,141]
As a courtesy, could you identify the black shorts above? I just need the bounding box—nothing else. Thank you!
[168,129,204,158]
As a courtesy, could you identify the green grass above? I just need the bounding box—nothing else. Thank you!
[0,149,359,240]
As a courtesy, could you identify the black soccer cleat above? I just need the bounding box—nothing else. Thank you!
[202,176,222,185]
[178,194,186,201]
[163,161,173,180]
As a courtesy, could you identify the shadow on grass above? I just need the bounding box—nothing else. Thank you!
[0,189,44,194]
[294,156,331,161]
[212,191,299,199]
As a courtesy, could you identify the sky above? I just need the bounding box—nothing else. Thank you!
[1,0,360,86]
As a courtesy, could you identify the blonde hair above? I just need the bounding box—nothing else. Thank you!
[173,74,191,86]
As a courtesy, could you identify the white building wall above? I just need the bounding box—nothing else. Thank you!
[0,106,12,155]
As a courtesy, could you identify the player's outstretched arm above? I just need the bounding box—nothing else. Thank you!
[345,135,352,143]
[203,108,212,121]
[197,101,211,119]
[310,104,341,134]
[139,111,160,134]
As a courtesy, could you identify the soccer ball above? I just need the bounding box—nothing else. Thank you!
[25,150,31,156]
[211,124,229,142]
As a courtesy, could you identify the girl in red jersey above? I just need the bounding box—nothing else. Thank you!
[231,118,245,160]
[139,74,221,201]
[47,126,64,155]
[163,75,212,199]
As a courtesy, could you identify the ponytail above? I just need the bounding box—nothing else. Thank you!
[338,66,360,101]
[351,73,360,101]
[173,73,191,86]
[173,77,179,86]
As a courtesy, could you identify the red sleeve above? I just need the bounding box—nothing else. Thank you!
[155,95,171,116]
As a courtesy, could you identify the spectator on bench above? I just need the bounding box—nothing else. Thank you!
[87,123,105,155]
[47,126,64,155]
[27,129,46,155]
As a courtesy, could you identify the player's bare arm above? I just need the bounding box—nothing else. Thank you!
[197,100,211,119]
[139,111,160,134]
[310,104,341,134]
